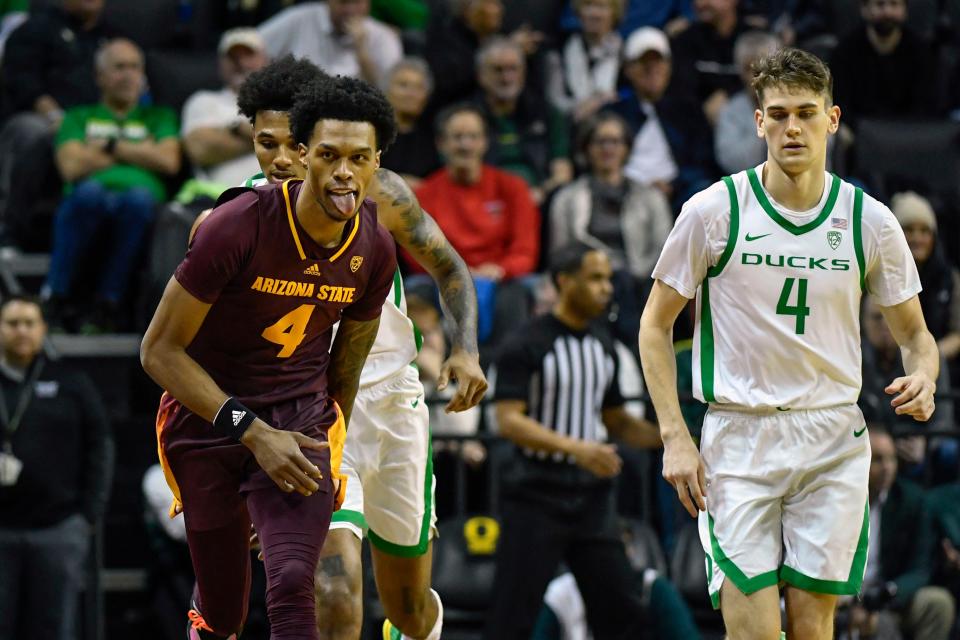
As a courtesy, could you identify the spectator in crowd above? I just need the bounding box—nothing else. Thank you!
[43,38,180,332]
[425,0,505,106]
[425,0,545,109]
[486,242,661,640]
[0,0,120,249]
[891,192,960,367]
[474,37,573,204]
[379,57,441,188]
[549,111,672,345]
[0,295,113,640]
[714,30,780,174]
[412,103,540,354]
[559,0,695,39]
[830,0,938,127]
[258,0,402,85]
[842,427,955,640]
[860,295,953,481]
[608,26,714,208]
[181,28,267,191]
[669,0,747,126]
[546,0,624,123]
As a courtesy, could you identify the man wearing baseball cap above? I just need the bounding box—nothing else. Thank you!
[180,28,268,189]
[606,26,714,210]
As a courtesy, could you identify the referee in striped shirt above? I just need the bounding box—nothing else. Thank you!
[486,242,663,640]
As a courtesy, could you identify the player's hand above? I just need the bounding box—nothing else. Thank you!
[885,373,936,422]
[438,349,487,412]
[572,441,622,478]
[240,420,327,496]
[662,430,707,518]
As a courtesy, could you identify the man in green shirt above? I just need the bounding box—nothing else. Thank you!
[44,38,180,331]
[473,37,572,206]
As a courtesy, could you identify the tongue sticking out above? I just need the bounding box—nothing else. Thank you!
[330,192,357,216]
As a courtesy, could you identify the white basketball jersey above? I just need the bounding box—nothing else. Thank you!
[244,173,419,388]
[653,164,920,410]
[352,268,419,388]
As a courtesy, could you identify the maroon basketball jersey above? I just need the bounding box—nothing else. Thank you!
[174,179,396,414]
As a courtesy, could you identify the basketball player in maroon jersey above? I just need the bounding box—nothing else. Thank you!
[141,76,397,640]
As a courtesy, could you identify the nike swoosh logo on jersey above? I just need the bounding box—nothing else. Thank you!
[853,425,867,438]
[745,232,772,242]
[411,395,421,408]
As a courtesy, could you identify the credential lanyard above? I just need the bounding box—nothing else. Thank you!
[0,356,46,450]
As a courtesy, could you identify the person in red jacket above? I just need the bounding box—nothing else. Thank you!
[411,102,540,357]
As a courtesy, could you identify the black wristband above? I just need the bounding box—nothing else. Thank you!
[104,136,118,156]
[213,397,257,441]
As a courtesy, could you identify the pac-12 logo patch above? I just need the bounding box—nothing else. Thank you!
[827,231,842,250]
[350,256,363,272]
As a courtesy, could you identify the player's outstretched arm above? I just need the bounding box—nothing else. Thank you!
[639,279,707,517]
[371,168,488,412]
[141,278,325,496]
[328,316,381,428]
[879,295,939,422]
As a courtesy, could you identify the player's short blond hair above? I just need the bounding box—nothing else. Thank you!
[572,0,625,25]
[751,47,833,108]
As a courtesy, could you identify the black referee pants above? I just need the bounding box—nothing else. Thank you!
[484,477,648,640]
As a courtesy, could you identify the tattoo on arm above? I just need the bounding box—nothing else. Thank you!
[328,316,380,427]
[374,168,479,354]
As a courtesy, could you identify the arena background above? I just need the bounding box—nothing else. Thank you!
[0,0,958,638]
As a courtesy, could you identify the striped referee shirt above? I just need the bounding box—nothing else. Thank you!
[495,313,622,463]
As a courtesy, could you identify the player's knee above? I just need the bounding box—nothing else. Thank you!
[724,605,781,640]
[315,576,361,630]
[786,607,834,640]
[270,557,316,603]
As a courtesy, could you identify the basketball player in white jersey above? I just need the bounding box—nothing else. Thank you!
[639,48,939,639]
[191,57,488,640]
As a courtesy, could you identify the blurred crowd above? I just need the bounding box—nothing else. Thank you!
[1,0,960,637]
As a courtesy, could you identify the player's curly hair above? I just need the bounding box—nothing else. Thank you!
[237,55,327,123]
[289,75,397,151]
[751,47,833,107]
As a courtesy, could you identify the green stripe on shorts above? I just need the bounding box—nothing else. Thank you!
[708,514,779,595]
[779,502,870,595]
